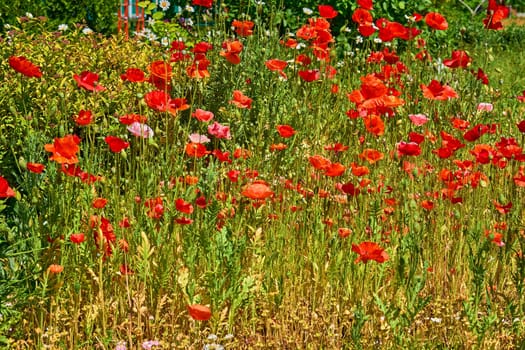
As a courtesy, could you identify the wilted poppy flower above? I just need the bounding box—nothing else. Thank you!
[318,5,338,19]
[45,134,81,164]
[187,304,212,321]
[121,67,146,82]
[425,12,448,30]
[420,80,458,100]
[74,110,94,126]
[70,232,85,244]
[241,181,274,200]
[276,125,296,138]
[73,71,105,92]
[230,90,252,109]
[105,136,130,153]
[9,56,42,78]
[0,176,15,198]
[494,200,512,214]
[192,109,214,122]
[127,122,154,138]
[352,241,389,264]
[27,162,45,174]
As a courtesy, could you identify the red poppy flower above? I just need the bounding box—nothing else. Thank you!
[473,68,489,85]
[443,50,471,68]
[463,124,489,142]
[148,60,172,89]
[363,115,385,136]
[270,143,288,151]
[118,114,145,125]
[220,40,243,65]
[325,143,349,153]
[9,56,42,78]
[421,200,434,211]
[175,217,194,225]
[92,198,108,209]
[425,12,448,30]
[276,125,296,138]
[241,181,274,200]
[359,149,384,164]
[44,135,81,164]
[352,241,389,264]
[341,182,360,196]
[338,227,352,238]
[352,8,373,25]
[192,109,214,122]
[266,59,288,72]
[493,200,512,214]
[185,142,209,158]
[233,148,251,159]
[104,136,130,153]
[27,162,45,174]
[324,163,345,177]
[420,80,458,100]
[318,5,338,19]
[232,20,254,36]
[397,141,422,156]
[309,155,331,170]
[120,67,146,82]
[0,176,15,198]
[230,90,253,109]
[73,71,105,92]
[295,54,312,66]
[187,304,212,321]
[192,0,213,7]
[187,59,211,79]
[74,110,93,126]
[298,69,320,82]
[483,0,509,30]
[175,198,194,214]
[70,232,85,244]
[348,74,404,110]
[48,264,64,274]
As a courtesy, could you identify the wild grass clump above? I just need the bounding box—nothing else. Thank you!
[1,2,525,349]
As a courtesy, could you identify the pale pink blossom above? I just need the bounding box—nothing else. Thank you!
[477,102,493,112]
[189,133,210,143]
[408,113,429,126]
[127,122,154,138]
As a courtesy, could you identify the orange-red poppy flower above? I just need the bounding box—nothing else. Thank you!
[9,56,42,78]
[352,241,389,264]
[27,162,45,174]
[420,80,458,100]
[230,90,253,109]
[220,40,243,65]
[359,149,384,164]
[121,67,146,82]
[425,12,448,30]
[44,135,81,164]
[232,20,254,36]
[187,304,212,321]
[241,181,274,200]
[73,71,105,92]
[276,125,296,138]
[0,176,15,198]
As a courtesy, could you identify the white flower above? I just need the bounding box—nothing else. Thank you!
[146,32,158,41]
[430,317,442,323]
[4,24,11,29]
[223,334,234,341]
[185,18,194,27]
[58,24,68,32]
[296,42,307,50]
[161,37,169,46]
[373,37,382,44]
[302,8,313,15]
[25,12,33,19]
[342,26,352,33]
[82,27,94,35]
[185,5,195,12]
[355,36,363,44]
[159,0,170,11]
[146,17,155,26]
[254,0,265,5]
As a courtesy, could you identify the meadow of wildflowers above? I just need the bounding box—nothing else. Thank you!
[1,0,525,348]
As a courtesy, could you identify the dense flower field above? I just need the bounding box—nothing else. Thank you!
[1,0,525,348]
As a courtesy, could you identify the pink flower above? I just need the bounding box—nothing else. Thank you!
[477,102,493,112]
[189,133,210,143]
[127,122,154,138]
[408,113,429,126]
[208,121,231,139]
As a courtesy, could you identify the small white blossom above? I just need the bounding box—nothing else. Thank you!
[82,27,94,35]
[25,12,33,19]
[159,0,170,11]
[302,8,313,15]
[373,37,382,44]
[161,37,169,46]
[185,18,194,26]
[58,24,68,32]
[146,17,155,26]
[355,36,363,44]
[430,317,442,323]
[185,5,195,12]
[254,0,265,5]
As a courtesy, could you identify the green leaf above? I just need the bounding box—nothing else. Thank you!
[137,1,150,8]
[398,1,406,10]
[152,11,164,20]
